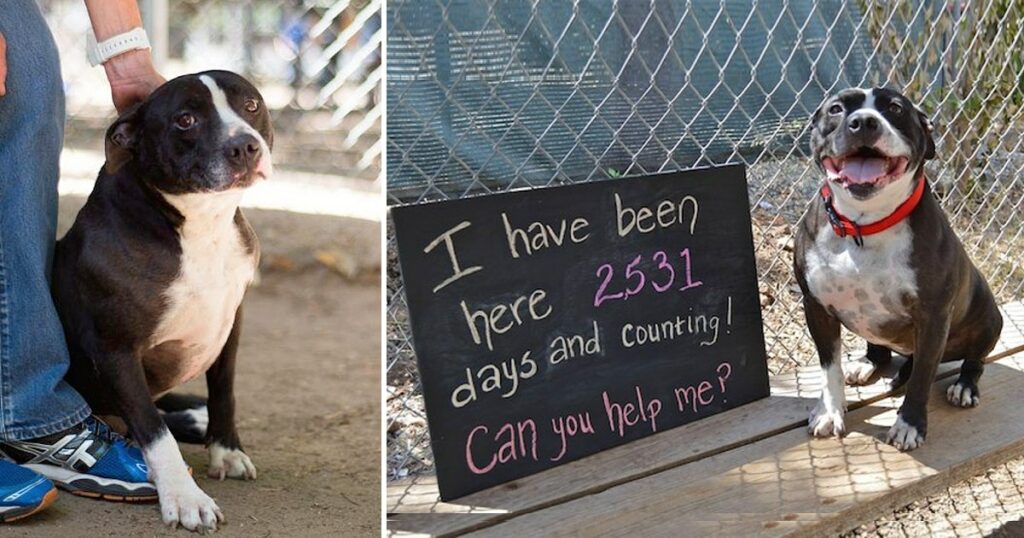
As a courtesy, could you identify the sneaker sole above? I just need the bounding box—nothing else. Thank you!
[0,486,57,523]
[23,464,157,503]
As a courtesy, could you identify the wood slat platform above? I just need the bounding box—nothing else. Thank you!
[388,302,1024,536]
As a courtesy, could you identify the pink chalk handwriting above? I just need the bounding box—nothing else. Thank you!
[593,248,703,307]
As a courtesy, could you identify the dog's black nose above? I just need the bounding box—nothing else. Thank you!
[225,134,262,170]
[847,111,880,134]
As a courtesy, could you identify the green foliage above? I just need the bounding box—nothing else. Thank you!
[858,0,1024,193]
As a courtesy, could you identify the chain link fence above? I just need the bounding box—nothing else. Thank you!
[42,0,381,181]
[387,0,1024,481]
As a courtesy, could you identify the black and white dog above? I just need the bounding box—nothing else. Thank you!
[793,88,1001,451]
[53,71,272,531]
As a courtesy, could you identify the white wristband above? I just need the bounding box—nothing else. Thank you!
[86,27,151,67]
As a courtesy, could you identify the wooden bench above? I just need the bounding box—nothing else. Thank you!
[388,302,1024,536]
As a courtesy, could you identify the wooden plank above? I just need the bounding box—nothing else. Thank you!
[470,350,1024,537]
[387,302,1024,536]
[386,370,895,537]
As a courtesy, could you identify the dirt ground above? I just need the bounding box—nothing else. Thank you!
[845,454,1024,537]
[7,195,381,537]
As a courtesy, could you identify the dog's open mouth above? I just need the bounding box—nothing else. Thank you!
[822,147,909,187]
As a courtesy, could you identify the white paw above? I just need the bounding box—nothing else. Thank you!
[946,383,980,408]
[182,406,209,437]
[844,357,877,386]
[886,416,924,451]
[145,430,224,532]
[208,443,257,480]
[159,480,224,533]
[808,399,846,438]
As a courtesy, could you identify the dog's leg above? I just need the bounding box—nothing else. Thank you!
[887,311,950,451]
[205,307,256,481]
[945,308,999,408]
[891,354,913,390]
[803,295,846,438]
[845,343,892,386]
[157,393,209,444]
[97,351,222,532]
[156,393,208,413]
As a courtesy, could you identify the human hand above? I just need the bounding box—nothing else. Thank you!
[104,49,165,113]
[0,32,7,96]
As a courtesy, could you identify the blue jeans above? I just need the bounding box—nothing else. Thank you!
[0,2,91,440]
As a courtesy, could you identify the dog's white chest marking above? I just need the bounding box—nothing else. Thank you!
[805,221,917,353]
[150,191,256,385]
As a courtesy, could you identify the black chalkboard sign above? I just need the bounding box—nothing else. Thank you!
[392,165,769,501]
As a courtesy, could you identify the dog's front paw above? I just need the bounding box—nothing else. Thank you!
[886,415,925,451]
[946,380,980,408]
[208,442,257,481]
[808,400,846,438]
[844,356,878,386]
[159,481,223,533]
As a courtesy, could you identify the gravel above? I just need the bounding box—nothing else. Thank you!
[844,456,1024,537]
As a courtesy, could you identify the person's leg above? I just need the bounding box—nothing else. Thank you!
[0,3,156,504]
[0,0,91,441]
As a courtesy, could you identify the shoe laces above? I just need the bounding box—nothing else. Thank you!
[83,417,135,447]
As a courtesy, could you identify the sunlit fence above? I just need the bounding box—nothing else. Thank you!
[42,0,381,180]
[386,0,1024,480]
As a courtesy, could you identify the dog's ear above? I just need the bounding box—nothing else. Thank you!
[810,100,824,130]
[809,99,827,160]
[104,104,142,174]
[916,105,936,160]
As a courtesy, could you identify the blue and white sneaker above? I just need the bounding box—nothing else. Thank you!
[0,417,156,502]
[0,460,57,522]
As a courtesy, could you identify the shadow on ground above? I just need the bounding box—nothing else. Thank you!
[8,195,381,537]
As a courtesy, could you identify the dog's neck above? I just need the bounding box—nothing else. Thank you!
[828,170,918,224]
[160,189,244,239]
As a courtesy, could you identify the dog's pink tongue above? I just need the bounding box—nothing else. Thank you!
[840,157,888,184]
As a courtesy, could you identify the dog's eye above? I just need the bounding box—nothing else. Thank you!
[244,99,260,113]
[175,113,196,130]
[888,103,903,115]
[828,103,844,115]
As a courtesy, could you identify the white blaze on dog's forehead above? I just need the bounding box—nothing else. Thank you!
[199,75,248,136]
[199,75,255,136]
[197,75,271,167]
[862,88,875,110]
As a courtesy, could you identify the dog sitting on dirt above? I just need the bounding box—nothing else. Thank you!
[52,70,272,532]
[792,87,1002,452]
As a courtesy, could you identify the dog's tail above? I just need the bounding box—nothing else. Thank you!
[156,393,208,445]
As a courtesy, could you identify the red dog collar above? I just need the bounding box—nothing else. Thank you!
[820,174,926,246]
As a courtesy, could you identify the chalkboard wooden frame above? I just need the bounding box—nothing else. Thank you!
[393,165,769,501]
